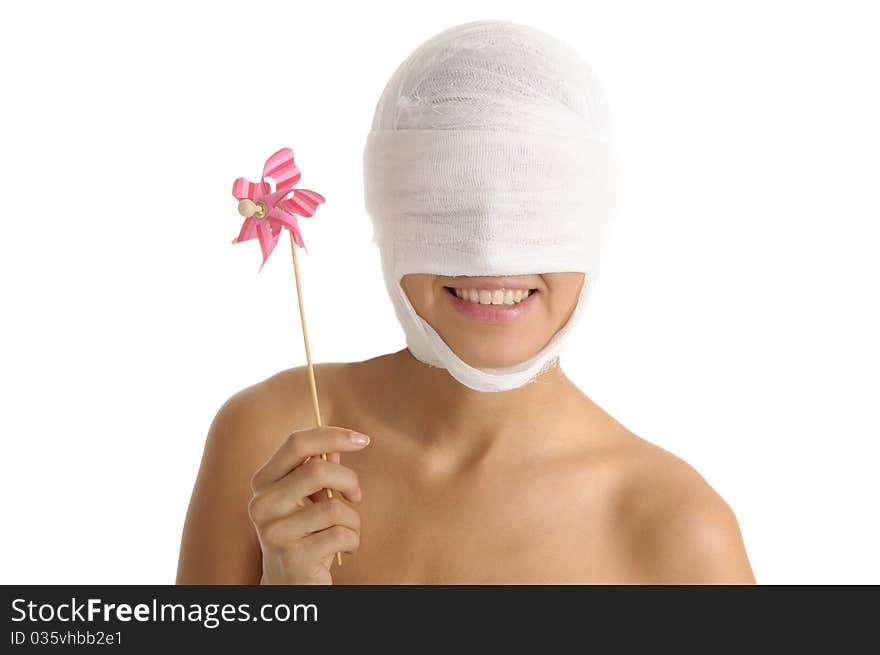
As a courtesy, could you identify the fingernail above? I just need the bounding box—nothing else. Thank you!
[349,432,370,446]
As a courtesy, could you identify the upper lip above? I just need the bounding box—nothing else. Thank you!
[442,277,537,291]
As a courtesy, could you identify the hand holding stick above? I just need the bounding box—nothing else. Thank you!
[288,232,343,567]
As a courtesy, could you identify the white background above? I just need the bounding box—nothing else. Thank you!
[1,1,877,584]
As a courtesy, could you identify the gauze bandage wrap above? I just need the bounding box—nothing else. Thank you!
[363,19,619,392]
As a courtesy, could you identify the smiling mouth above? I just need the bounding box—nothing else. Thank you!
[444,286,538,305]
[442,285,538,324]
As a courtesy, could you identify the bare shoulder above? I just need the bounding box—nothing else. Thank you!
[609,436,756,584]
[212,361,353,454]
[207,355,384,472]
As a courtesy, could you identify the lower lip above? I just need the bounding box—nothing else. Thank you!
[444,288,537,324]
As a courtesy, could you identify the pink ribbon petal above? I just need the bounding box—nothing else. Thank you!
[255,219,279,272]
[232,177,270,201]
[262,186,294,209]
[267,207,308,252]
[279,189,326,218]
[262,147,301,194]
[231,216,258,244]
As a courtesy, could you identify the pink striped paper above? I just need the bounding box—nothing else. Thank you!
[231,147,325,271]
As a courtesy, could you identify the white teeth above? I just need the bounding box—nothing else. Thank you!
[452,288,533,306]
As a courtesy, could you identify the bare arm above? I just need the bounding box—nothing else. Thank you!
[176,387,267,584]
[619,452,756,584]
[647,492,756,584]
[176,364,361,584]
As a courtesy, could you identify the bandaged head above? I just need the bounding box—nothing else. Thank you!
[363,19,619,392]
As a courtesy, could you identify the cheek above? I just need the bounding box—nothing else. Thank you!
[557,288,584,322]
[404,279,440,318]
[430,287,460,321]
[421,284,442,313]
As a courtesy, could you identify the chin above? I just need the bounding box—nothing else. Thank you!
[450,340,540,369]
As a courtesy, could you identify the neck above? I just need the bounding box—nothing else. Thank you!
[384,348,581,463]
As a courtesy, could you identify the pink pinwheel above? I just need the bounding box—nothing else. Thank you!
[227,145,341,566]
[231,147,325,271]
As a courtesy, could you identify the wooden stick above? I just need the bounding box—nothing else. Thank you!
[289,232,343,568]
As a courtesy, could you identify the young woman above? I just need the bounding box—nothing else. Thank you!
[177,19,755,585]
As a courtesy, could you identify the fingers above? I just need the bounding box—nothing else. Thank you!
[252,426,370,491]
[296,525,361,562]
[256,495,362,584]
[248,457,361,525]
[261,497,361,546]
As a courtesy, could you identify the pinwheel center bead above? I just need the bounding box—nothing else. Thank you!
[237,199,268,219]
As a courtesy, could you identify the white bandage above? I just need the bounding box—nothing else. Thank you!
[362,20,619,392]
